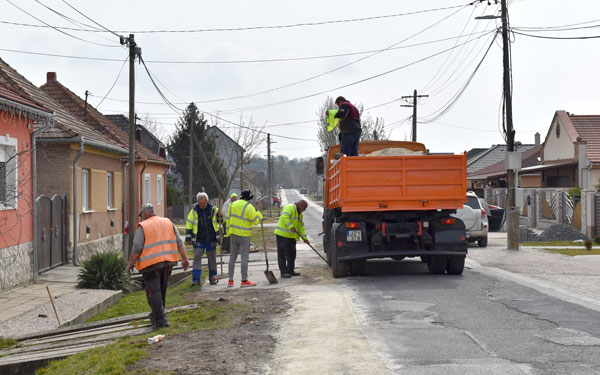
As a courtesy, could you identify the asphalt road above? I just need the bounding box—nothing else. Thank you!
[282,189,600,375]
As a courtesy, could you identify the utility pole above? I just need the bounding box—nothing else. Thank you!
[121,34,141,255]
[267,134,272,218]
[400,89,428,142]
[188,115,194,206]
[83,90,89,122]
[501,0,519,250]
[239,149,244,191]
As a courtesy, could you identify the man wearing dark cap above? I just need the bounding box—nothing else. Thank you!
[126,203,190,328]
[333,96,362,156]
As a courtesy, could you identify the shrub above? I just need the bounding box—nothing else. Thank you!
[595,236,600,245]
[77,251,133,290]
[584,239,593,251]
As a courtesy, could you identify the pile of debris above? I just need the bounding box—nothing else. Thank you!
[523,223,590,242]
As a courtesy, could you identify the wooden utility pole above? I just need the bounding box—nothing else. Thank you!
[267,134,273,218]
[501,0,519,250]
[188,115,194,205]
[239,149,244,191]
[124,34,139,255]
[400,90,428,142]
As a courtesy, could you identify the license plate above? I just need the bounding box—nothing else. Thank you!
[346,230,361,242]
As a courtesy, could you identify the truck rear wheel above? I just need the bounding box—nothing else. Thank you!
[427,256,447,274]
[331,228,348,278]
[446,257,465,275]
[350,260,367,276]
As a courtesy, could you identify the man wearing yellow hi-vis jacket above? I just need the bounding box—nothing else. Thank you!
[185,192,221,286]
[274,200,309,278]
[225,189,262,287]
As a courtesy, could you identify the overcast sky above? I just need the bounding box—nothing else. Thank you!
[2,0,599,159]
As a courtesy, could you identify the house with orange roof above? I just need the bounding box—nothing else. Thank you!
[40,72,171,235]
[0,81,53,291]
[0,58,130,288]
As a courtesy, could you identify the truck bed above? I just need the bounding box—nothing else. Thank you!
[327,153,467,212]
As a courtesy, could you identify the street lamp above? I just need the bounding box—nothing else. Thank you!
[476,0,519,250]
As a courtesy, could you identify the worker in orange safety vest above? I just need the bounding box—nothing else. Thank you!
[126,203,190,329]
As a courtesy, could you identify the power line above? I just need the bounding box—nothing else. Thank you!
[60,0,121,38]
[138,56,317,142]
[0,30,494,65]
[512,30,600,40]
[5,0,120,48]
[1,4,469,34]
[513,18,600,31]
[95,55,129,108]
[217,30,497,115]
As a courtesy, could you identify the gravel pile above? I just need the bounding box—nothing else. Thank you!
[536,224,590,242]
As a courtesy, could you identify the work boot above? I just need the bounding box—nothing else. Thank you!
[191,281,201,287]
[228,280,234,287]
[240,279,257,287]
[209,277,219,285]
[291,271,301,276]
[281,273,292,278]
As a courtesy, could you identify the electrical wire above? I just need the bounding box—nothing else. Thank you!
[512,30,600,40]
[60,0,121,38]
[419,32,498,124]
[513,18,600,31]
[95,55,129,108]
[138,56,318,142]
[217,30,496,115]
[5,0,120,47]
[0,4,469,34]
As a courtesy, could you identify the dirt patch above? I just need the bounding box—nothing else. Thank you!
[130,288,290,375]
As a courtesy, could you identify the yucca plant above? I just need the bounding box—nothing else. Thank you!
[77,251,134,290]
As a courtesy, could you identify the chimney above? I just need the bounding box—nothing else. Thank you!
[535,132,540,146]
[46,72,57,83]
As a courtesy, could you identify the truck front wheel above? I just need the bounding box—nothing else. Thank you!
[427,256,447,274]
[446,256,465,275]
[331,230,349,278]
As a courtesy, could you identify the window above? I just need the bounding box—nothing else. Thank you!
[144,173,151,204]
[156,174,163,205]
[107,172,113,209]
[0,136,18,210]
[82,169,90,211]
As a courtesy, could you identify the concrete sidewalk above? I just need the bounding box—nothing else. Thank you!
[467,232,600,313]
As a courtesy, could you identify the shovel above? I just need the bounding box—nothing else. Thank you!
[306,242,329,264]
[261,220,278,284]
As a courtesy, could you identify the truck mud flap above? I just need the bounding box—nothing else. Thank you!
[430,219,467,253]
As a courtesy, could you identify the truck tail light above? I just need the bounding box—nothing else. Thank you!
[382,222,387,236]
[417,221,423,236]
[441,218,456,225]
[481,209,486,218]
[345,222,360,229]
[338,241,343,247]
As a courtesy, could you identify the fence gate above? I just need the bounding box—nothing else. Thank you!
[36,194,67,272]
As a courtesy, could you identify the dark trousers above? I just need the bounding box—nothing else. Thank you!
[142,266,172,325]
[341,130,361,156]
[276,235,297,274]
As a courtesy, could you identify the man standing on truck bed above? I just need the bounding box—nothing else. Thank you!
[333,96,362,156]
[274,200,309,278]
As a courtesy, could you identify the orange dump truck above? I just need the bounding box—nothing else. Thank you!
[317,140,468,277]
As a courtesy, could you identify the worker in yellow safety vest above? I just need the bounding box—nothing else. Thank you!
[225,189,262,287]
[274,200,310,278]
[185,192,221,286]
[127,203,189,329]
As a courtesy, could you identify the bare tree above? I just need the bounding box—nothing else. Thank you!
[316,97,389,153]
[209,114,266,195]
[139,112,169,144]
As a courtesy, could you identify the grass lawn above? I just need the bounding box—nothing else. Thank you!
[39,300,246,375]
[543,248,600,256]
[88,275,208,322]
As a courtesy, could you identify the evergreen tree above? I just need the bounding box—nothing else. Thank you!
[166,103,228,201]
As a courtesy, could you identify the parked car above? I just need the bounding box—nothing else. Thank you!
[257,195,280,209]
[453,191,489,247]
[273,195,281,206]
[299,188,308,194]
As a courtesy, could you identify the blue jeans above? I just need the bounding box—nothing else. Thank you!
[192,242,217,282]
[341,130,361,156]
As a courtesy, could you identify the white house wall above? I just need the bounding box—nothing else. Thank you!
[543,120,575,161]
